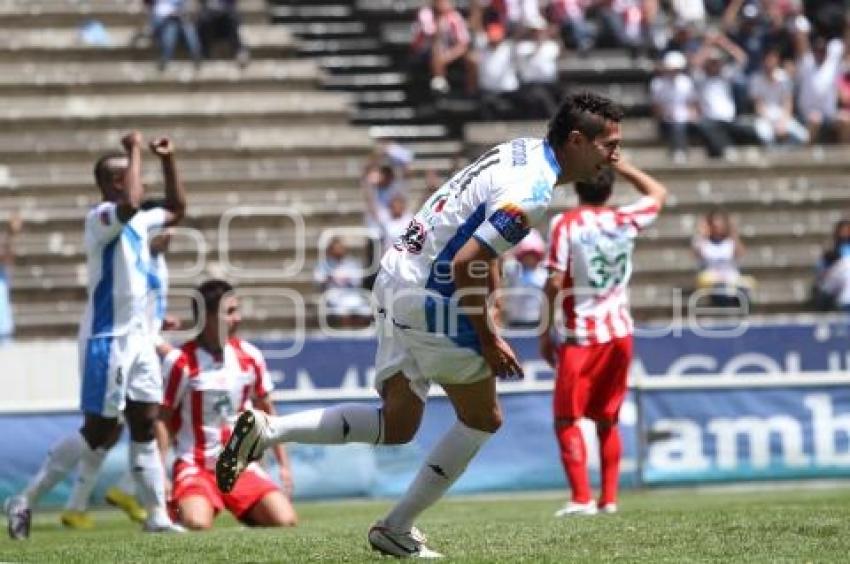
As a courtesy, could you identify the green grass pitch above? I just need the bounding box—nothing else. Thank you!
[2,487,850,562]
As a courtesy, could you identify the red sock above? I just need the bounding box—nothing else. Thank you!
[597,425,621,506]
[556,424,591,503]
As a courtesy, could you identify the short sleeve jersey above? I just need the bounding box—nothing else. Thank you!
[80,203,167,339]
[381,138,559,293]
[161,338,274,470]
[545,197,659,345]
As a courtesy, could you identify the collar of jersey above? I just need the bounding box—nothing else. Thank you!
[542,140,561,177]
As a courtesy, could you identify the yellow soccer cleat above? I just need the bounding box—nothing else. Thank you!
[105,487,148,523]
[60,510,95,530]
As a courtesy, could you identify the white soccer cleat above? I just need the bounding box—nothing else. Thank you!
[368,520,443,558]
[4,495,31,540]
[598,503,618,514]
[143,519,187,533]
[216,409,268,493]
[554,500,598,517]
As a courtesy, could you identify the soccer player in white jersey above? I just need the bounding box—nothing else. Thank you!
[156,280,297,530]
[540,160,666,517]
[5,132,187,539]
[216,93,624,558]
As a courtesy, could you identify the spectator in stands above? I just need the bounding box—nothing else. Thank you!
[750,47,810,145]
[475,0,548,36]
[722,1,769,77]
[761,0,799,66]
[650,50,708,162]
[410,0,471,94]
[197,0,250,67]
[692,209,755,308]
[667,0,705,27]
[813,219,850,311]
[516,19,561,118]
[547,0,595,53]
[794,24,850,143]
[0,213,21,345]
[151,0,203,71]
[501,229,547,328]
[361,142,413,286]
[691,32,759,158]
[595,0,645,56]
[663,18,703,59]
[468,20,521,118]
[363,180,414,255]
[314,236,372,328]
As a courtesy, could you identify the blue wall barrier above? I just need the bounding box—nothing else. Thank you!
[2,320,849,507]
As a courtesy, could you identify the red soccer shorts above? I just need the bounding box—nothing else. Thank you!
[553,335,633,422]
[171,459,279,520]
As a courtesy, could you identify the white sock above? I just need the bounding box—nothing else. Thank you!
[22,433,87,506]
[64,446,108,512]
[264,404,383,447]
[129,440,168,524]
[114,470,136,495]
[384,421,491,532]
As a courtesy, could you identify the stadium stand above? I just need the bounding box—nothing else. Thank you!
[1,0,849,337]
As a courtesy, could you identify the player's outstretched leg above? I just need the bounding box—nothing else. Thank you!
[216,409,268,493]
[217,402,386,492]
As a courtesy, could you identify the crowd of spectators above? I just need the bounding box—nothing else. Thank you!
[408,1,850,155]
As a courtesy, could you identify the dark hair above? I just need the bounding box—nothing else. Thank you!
[546,92,624,148]
[192,279,234,322]
[574,167,615,205]
[379,165,395,181]
[93,152,126,192]
[140,198,165,210]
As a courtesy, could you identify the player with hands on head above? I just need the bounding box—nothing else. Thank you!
[540,157,666,518]
[216,92,624,558]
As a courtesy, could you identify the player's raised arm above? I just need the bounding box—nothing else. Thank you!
[150,137,187,226]
[117,131,144,223]
[612,159,667,209]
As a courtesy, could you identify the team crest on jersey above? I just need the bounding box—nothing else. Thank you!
[579,230,598,247]
[488,204,529,244]
[394,219,427,254]
[522,178,551,205]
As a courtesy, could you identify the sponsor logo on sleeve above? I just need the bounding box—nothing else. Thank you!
[488,204,530,245]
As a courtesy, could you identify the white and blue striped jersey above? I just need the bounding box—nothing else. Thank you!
[379,138,560,335]
[80,202,167,339]
[147,251,168,334]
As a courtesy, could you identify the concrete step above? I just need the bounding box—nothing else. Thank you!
[269,4,354,23]
[0,0,269,27]
[323,71,406,90]
[285,21,367,39]
[0,90,353,129]
[297,37,382,56]
[317,54,392,73]
[0,60,323,96]
[0,24,293,62]
[0,123,371,158]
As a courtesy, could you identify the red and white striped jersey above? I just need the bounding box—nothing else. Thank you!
[161,338,273,470]
[545,196,659,346]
